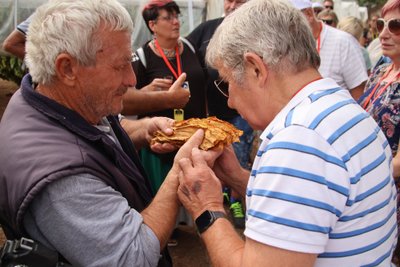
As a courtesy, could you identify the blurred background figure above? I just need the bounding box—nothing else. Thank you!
[318,8,339,28]
[357,0,400,263]
[323,0,334,9]
[187,0,251,229]
[368,14,381,41]
[2,15,31,60]
[312,2,324,16]
[338,16,372,74]
[292,0,368,100]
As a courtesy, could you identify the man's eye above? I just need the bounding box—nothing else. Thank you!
[114,64,128,71]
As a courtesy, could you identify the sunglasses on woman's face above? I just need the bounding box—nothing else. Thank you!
[322,19,334,25]
[376,18,400,35]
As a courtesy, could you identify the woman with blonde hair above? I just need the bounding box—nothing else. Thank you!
[337,16,372,74]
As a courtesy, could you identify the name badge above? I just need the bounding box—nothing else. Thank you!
[174,109,184,121]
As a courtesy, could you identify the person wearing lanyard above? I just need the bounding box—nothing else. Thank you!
[175,0,397,265]
[290,0,368,101]
[125,0,207,195]
[358,0,400,261]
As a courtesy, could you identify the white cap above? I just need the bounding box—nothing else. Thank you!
[289,0,312,10]
[312,2,323,9]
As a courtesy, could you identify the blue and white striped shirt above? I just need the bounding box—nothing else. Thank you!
[244,78,397,266]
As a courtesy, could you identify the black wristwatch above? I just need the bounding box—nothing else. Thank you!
[195,210,226,234]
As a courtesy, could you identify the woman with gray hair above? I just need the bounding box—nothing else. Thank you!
[337,16,372,73]
[176,0,397,265]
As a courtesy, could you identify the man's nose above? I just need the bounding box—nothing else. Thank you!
[125,65,136,88]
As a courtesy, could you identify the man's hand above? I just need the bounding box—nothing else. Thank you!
[121,116,175,151]
[177,142,224,220]
[213,145,250,198]
[173,130,223,168]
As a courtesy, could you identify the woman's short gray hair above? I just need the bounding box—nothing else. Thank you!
[206,0,320,83]
[26,0,133,85]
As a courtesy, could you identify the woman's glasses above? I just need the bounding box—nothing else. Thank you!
[158,14,180,23]
[376,18,400,35]
[213,79,229,97]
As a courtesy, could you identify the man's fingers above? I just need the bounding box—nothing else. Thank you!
[191,147,209,168]
[182,129,204,150]
[178,157,193,174]
[156,117,174,135]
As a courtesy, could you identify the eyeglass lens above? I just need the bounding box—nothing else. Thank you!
[377,18,400,35]
[159,13,179,22]
[324,5,333,9]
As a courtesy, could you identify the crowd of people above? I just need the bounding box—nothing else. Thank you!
[0,0,399,266]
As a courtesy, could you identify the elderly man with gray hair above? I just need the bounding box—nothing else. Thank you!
[0,0,214,266]
[176,0,397,266]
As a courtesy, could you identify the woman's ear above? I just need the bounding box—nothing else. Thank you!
[54,53,78,86]
[243,52,268,86]
[149,20,156,34]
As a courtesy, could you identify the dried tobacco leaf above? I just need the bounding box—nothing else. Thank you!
[151,116,243,150]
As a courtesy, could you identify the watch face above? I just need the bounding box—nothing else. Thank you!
[195,210,226,234]
[196,211,213,229]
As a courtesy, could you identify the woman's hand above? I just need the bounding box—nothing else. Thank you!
[166,73,190,108]
[141,77,173,92]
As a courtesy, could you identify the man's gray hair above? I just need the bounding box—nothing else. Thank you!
[26,0,133,85]
[206,0,320,83]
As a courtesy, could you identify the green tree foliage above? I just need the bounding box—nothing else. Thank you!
[0,55,24,85]
[358,0,386,12]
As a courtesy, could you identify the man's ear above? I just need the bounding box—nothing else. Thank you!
[243,52,268,87]
[302,8,315,22]
[54,53,78,86]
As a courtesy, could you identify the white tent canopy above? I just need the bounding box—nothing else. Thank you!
[0,0,221,54]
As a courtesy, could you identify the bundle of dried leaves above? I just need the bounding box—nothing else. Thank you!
[151,117,243,150]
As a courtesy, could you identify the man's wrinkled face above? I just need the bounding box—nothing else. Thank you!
[215,60,270,130]
[76,28,135,120]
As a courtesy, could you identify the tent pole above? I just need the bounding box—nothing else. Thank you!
[187,0,194,32]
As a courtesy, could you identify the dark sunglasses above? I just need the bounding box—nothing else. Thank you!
[324,5,333,9]
[322,19,334,25]
[376,18,400,35]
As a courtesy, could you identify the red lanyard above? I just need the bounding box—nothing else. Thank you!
[362,64,400,109]
[154,39,181,80]
[316,22,323,54]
